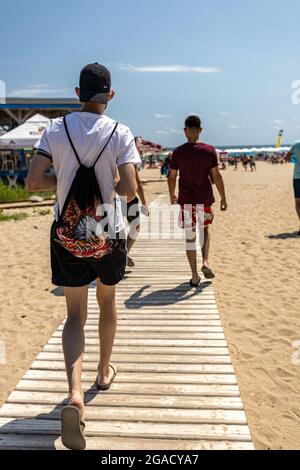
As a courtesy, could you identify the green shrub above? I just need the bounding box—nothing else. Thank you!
[38,209,51,216]
[0,181,54,203]
[0,210,28,222]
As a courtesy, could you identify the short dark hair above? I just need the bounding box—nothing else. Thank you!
[185,115,201,129]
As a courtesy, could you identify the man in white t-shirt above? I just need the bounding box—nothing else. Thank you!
[26,63,140,450]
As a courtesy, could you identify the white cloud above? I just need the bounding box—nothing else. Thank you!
[155,113,172,119]
[155,128,182,135]
[155,130,169,135]
[228,124,239,129]
[272,119,284,124]
[119,64,220,73]
[9,84,71,97]
[219,111,230,116]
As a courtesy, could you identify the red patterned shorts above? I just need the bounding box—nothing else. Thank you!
[179,204,214,230]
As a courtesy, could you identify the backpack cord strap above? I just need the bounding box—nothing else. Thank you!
[93,122,118,168]
[63,116,81,166]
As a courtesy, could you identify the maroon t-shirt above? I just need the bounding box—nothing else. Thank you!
[170,142,218,206]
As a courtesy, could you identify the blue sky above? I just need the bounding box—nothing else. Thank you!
[1,0,300,146]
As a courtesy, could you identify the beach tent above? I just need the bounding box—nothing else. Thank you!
[225,146,291,154]
[135,137,162,155]
[0,113,50,149]
[225,148,243,154]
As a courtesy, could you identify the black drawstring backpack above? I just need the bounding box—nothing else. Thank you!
[53,115,118,259]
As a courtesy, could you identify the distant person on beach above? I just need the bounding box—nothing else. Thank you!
[168,115,228,286]
[250,156,256,172]
[26,63,140,449]
[120,165,149,267]
[160,154,171,178]
[242,155,249,171]
[285,142,300,235]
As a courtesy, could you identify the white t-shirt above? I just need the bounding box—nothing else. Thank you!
[34,111,141,233]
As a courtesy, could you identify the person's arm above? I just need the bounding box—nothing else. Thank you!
[210,166,228,211]
[168,169,178,204]
[26,152,56,191]
[116,163,137,202]
[135,166,149,216]
[135,167,146,205]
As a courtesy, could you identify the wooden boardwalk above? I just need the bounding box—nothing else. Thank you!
[0,197,254,450]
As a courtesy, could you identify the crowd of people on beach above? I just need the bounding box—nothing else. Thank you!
[225,153,287,171]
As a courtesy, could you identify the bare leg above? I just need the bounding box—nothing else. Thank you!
[62,286,88,417]
[201,226,210,268]
[97,279,117,387]
[295,198,300,229]
[185,229,200,285]
[127,224,140,254]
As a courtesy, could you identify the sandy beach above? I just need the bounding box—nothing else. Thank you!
[0,163,299,449]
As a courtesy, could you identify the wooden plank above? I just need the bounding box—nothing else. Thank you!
[40,347,230,357]
[52,332,226,340]
[49,337,228,347]
[85,319,223,326]
[0,418,251,441]
[30,360,235,374]
[46,343,228,352]
[7,391,244,410]
[57,324,224,333]
[0,403,247,425]
[51,333,226,341]
[88,310,220,322]
[0,434,254,450]
[114,287,215,292]
[23,370,237,385]
[15,380,241,396]
[89,293,216,299]
[113,297,217,301]
[88,300,217,305]
[37,351,230,362]
[33,353,232,365]
[113,285,215,290]
[88,304,218,309]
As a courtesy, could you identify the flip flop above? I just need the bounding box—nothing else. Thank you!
[61,405,86,451]
[96,364,117,391]
[201,266,215,279]
[127,256,135,267]
[189,278,201,288]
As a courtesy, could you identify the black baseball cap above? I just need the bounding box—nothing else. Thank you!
[79,63,111,104]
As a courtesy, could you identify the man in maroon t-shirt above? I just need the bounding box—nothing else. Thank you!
[168,115,227,286]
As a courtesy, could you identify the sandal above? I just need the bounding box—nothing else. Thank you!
[61,405,86,450]
[189,278,201,288]
[96,364,117,391]
[201,266,215,279]
[127,256,135,267]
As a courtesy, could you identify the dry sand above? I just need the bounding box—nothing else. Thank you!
[0,163,299,449]
[211,162,300,450]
